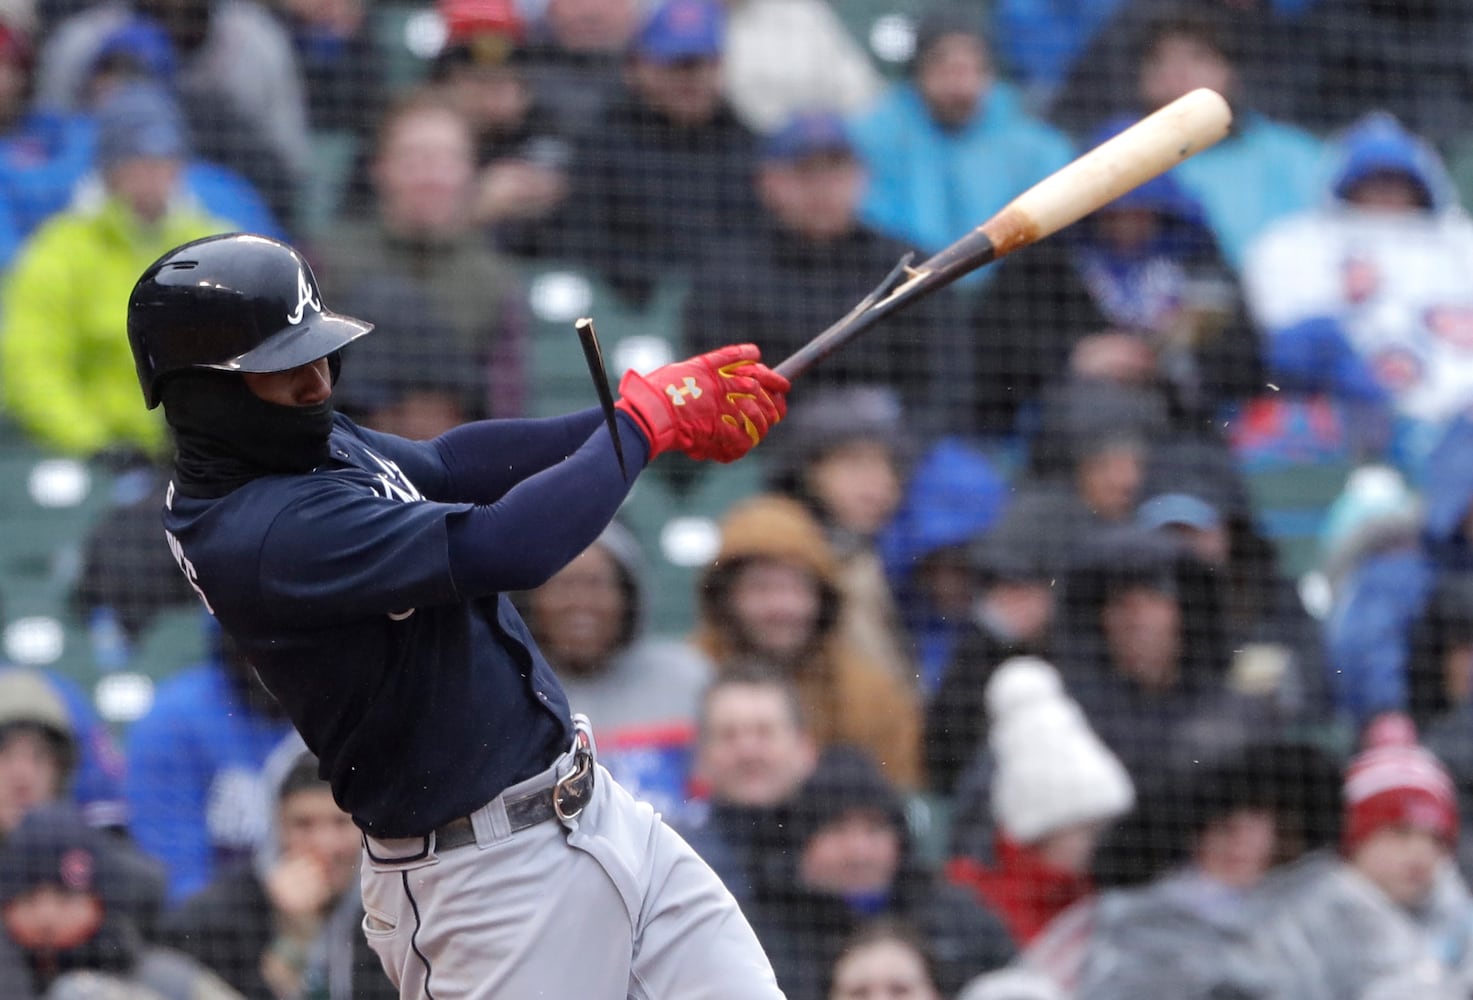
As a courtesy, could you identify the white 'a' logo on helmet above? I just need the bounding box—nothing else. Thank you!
[286,266,322,325]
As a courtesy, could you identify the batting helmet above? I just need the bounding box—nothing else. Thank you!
[127,233,373,408]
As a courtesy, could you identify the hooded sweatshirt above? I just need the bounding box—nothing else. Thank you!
[693,495,923,789]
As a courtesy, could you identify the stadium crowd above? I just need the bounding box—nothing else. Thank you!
[3,0,1473,997]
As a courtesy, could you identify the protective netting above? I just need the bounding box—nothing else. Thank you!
[2,1,1473,998]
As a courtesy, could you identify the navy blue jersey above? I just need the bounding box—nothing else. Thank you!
[161,410,648,837]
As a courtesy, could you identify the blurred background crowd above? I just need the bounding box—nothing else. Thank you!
[1,0,1472,997]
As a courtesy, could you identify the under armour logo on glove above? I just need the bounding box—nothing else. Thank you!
[666,378,703,405]
[616,344,789,463]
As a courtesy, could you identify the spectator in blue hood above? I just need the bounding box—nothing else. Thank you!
[967,121,1262,440]
[1324,413,1473,732]
[1245,112,1473,476]
[848,5,1073,263]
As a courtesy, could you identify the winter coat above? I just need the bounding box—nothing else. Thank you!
[561,91,760,305]
[309,215,524,419]
[0,194,225,456]
[125,661,294,904]
[1325,413,1473,727]
[1053,529,1274,796]
[693,495,924,789]
[683,216,954,422]
[1254,852,1473,1000]
[949,837,1097,947]
[879,436,1009,698]
[677,801,783,906]
[1074,869,1279,1000]
[1246,114,1473,472]
[850,81,1073,259]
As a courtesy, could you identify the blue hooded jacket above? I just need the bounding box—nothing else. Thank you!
[879,437,1008,693]
[1325,412,1473,726]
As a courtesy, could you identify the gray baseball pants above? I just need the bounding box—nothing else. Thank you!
[359,750,785,999]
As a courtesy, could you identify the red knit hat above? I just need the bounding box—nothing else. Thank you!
[439,0,524,47]
[1342,713,1458,856]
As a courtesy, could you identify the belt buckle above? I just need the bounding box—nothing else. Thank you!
[554,714,596,822]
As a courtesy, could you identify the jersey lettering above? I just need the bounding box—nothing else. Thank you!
[164,481,215,614]
[361,451,421,620]
[363,450,423,504]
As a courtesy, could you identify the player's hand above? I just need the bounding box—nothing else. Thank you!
[615,344,790,463]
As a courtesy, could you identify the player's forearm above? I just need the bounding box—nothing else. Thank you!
[431,408,606,503]
[445,412,650,594]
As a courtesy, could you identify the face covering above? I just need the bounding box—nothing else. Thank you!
[161,367,335,499]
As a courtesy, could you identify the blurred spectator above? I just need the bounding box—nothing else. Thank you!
[989,0,1125,106]
[680,670,818,903]
[0,16,54,265]
[124,628,294,905]
[0,81,226,459]
[692,495,923,789]
[162,742,391,999]
[1303,0,1473,148]
[1048,0,1320,134]
[0,669,77,841]
[1323,418,1473,730]
[0,667,128,838]
[1026,377,1166,505]
[35,0,310,214]
[826,920,942,1000]
[562,0,760,305]
[683,112,951,416]
[1256,724,1473,998]
[1140,440,1334,727]
[1073,740,1343,999]
[1051,527,1278,795]
[1121,8,1326,268]
[312,91,527,420]
[924,505,1066,796]
[17,20,287,240]
[947,658,1135,945]
[879,437,1009,697]
[848,6,1073,261]
[268,0,382,136]
[968,147,1262,439]
[748,746,1014,1000]
[1244,113,1473,475]
[523,523,712,824]
[330,276,489,440]
[518,0,641,138]
[719,0,882,134]
[425,0,572,253]
[763,386,913,683]
[0,806,238,999]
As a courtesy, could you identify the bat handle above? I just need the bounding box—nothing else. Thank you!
[772,253,915,381]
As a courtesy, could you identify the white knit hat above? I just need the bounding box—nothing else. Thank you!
[987,656,1135,843]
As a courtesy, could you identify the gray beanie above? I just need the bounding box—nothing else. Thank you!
[95,81,187,171]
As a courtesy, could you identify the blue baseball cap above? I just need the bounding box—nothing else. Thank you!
[635,0,724,64]
[761,111,856,163]
[1137,493,1222,533]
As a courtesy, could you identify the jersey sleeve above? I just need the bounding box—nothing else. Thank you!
[255,481,470,623]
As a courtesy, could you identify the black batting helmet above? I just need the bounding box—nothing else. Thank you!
[127,233,373,408]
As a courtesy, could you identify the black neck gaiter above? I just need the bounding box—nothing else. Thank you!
[162,371,334,499]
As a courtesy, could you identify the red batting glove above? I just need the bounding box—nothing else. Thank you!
[615,344,790,463]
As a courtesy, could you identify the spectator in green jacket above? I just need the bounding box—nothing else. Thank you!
[0,82,226,458]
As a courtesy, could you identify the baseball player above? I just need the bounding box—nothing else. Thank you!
[126,233,790,999]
